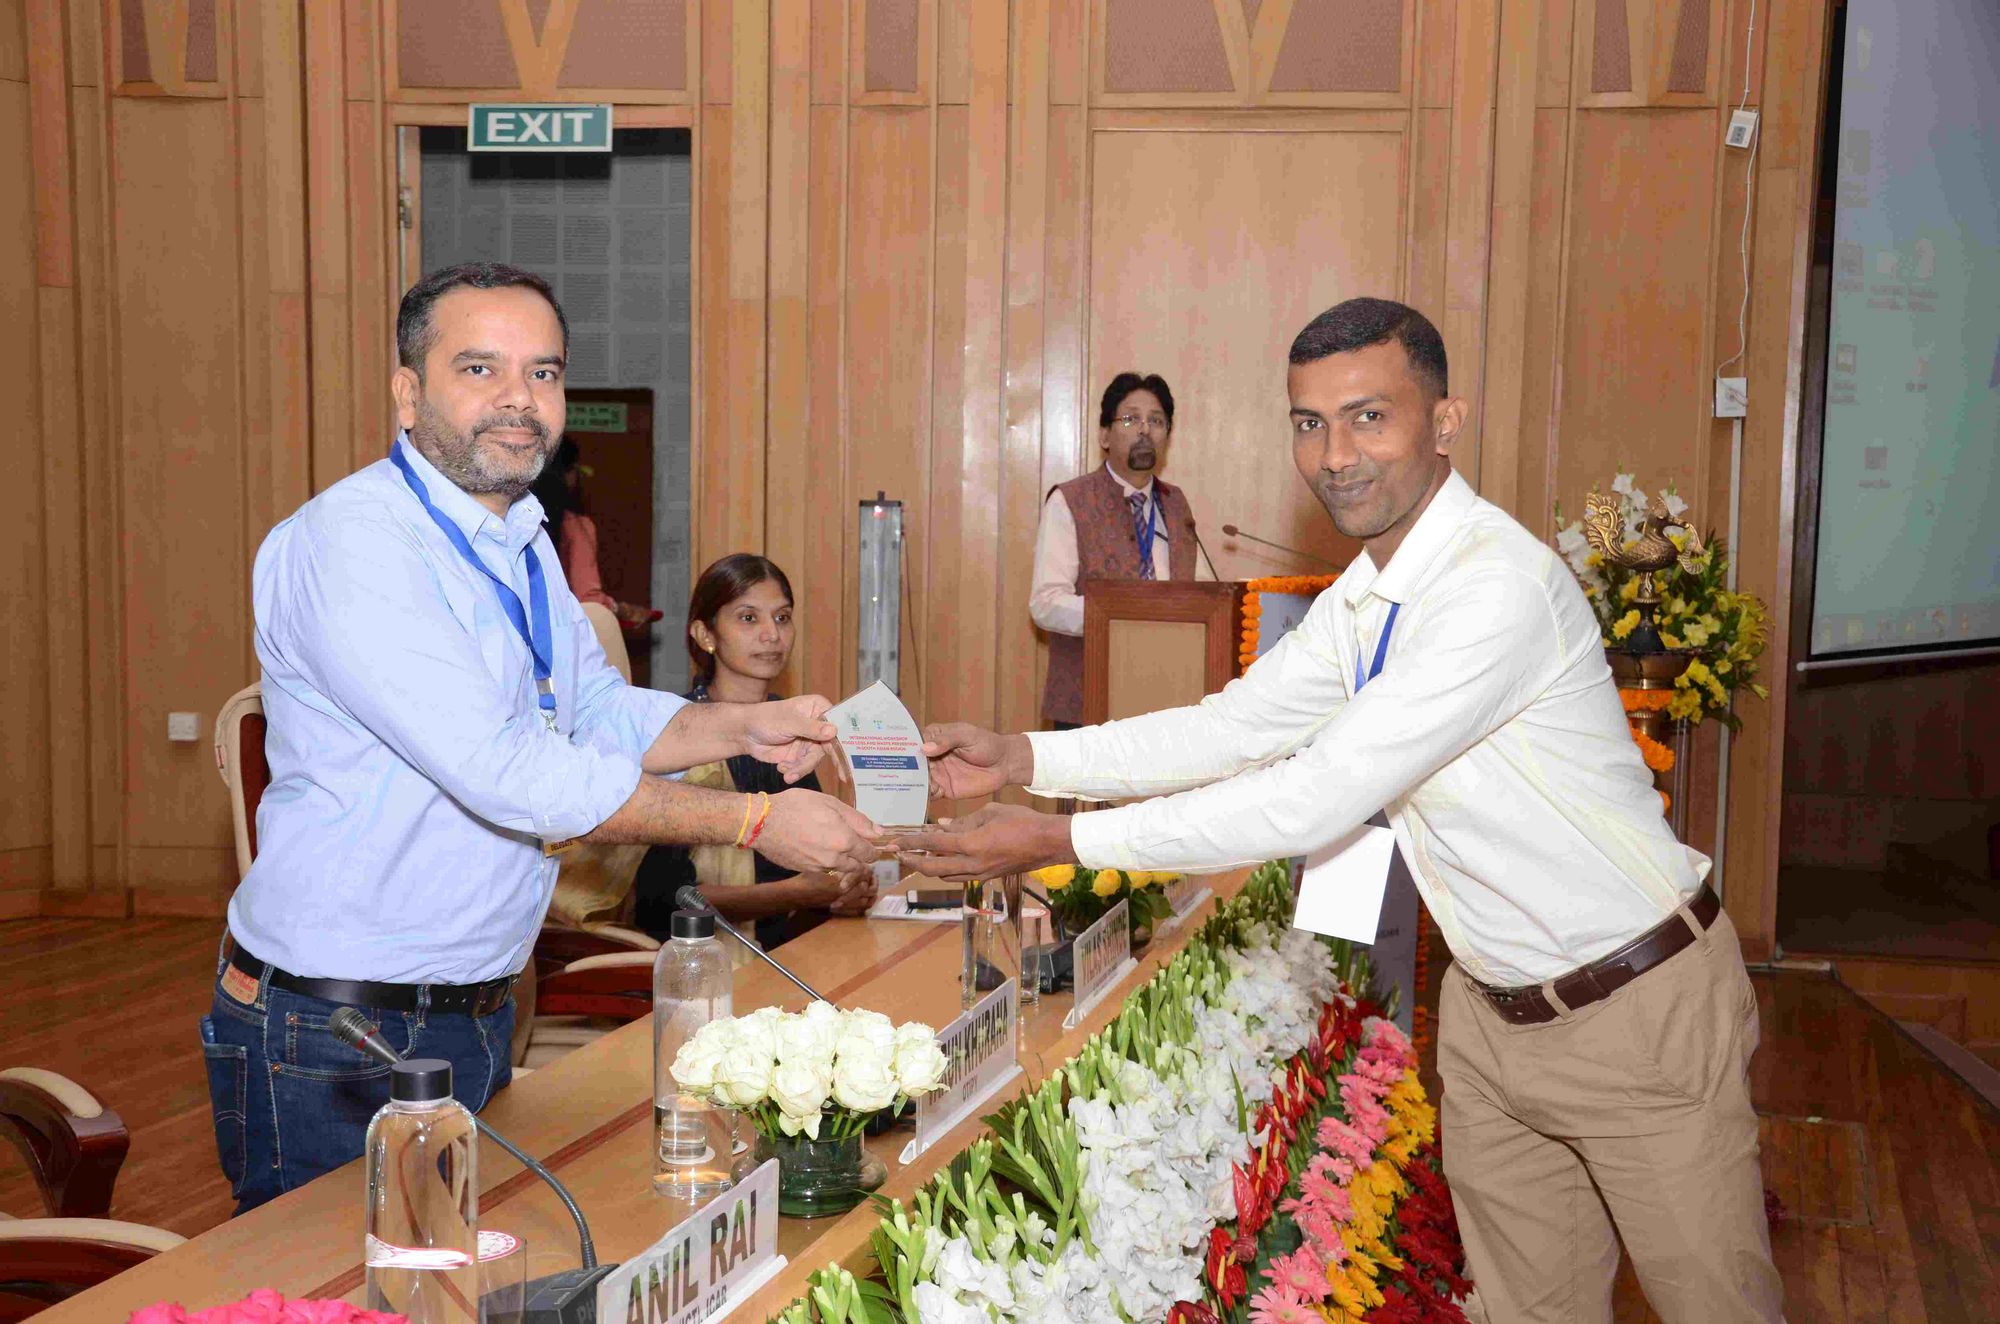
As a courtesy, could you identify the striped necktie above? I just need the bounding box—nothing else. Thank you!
[1128,491,1156,581]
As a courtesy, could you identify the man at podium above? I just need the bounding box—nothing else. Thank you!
[1029,372,1206,728]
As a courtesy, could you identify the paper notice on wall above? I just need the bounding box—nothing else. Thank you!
[826,681,929,826]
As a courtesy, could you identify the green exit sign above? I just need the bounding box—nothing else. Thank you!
[468,103,612,152]
[565,401,630,433]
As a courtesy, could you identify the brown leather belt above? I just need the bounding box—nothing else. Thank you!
[223,937,515,1018]
[1474,884,1720,1026]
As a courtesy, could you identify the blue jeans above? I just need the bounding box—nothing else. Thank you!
[199,943,516,1215]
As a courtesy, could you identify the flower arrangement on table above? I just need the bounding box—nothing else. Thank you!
[133,1292,407,1323]
[1028,864,1177,946]
[770,861,1473,1323]
[1553,474,1769,729]
[671,1002,949,1217]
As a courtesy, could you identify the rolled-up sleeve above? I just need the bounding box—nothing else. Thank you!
[563,596,687,763]
[277,515,653,842]
[1064,568,1561,872]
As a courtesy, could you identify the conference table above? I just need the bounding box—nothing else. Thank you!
[41,869,1249,1322]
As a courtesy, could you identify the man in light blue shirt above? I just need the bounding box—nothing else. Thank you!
[202,262,881,1212]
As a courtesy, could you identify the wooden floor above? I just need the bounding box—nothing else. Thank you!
[1414,923,2000,1323]
[2,917,1996,1320]
[0,917,236,1235]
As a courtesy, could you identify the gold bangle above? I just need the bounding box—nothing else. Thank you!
[733,792,757,847]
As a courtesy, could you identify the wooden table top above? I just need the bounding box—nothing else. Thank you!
[40,872,1248,1322]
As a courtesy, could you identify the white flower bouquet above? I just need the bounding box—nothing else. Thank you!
[670,1001,950,1141]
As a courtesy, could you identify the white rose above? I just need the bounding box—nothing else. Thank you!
[835,1009,896,1058]
[894,1019,937,1049]
[770,1058,833,1125]
[892,1037,949,1096]
[802,999,842,1029]
[669,1037,724,1093]
[715,1049,774,1108]
[776,1012,838,1070]
[830,1042,899,1112]
[732,1008,782,1061]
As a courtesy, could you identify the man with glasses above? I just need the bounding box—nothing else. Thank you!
[1030,372,1207,728]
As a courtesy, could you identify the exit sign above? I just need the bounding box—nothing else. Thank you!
[565,401,630,433]
[467,103,612,152]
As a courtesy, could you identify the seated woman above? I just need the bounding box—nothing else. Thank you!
[631,554,875,951]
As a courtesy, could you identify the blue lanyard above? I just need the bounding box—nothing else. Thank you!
[391,442,559,731]
[1135,490,1160,564]
[1355,601,1401,692]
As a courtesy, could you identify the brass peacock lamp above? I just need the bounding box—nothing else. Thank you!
[1581,492,1707,658]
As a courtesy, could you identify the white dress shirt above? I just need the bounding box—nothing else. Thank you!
[1029,465,1181,636]
[1026,470,1706,986]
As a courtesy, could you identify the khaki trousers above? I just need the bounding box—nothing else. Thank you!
[1438,908,1784,1323]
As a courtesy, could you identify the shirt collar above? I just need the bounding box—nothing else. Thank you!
[1105,463,1154,501]
[393,432,546,553]
[1341,468,1477,607]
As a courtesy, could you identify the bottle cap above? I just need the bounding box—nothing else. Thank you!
[670,909,717,940]
[390,1058,453,1104]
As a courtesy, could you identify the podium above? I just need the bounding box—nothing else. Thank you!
[1081,581,1242,725]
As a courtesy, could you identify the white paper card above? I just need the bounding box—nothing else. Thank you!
[826,680,929,826]
[899,980,1021,1165]
[597,1158,780,1322]
[1292,824,1397,944]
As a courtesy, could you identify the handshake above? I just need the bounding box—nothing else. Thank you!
[741,699,1069,884]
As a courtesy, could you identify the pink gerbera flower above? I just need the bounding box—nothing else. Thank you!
[1268,1247,1334,1302]
[1247,1285,1319,1324]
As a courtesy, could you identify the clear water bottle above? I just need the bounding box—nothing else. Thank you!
[364,1059,478,1322]
[654,907,734,1200]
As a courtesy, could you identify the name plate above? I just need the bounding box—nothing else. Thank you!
[597,1160,786,1323]
[899,980,1020,1164]
[1062,899,1136,1031]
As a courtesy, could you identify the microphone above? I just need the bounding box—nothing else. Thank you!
[1185,519,1222,581]
[331,1009,615,1321]
[673,886,833,1005]
[1220,523,1340,569]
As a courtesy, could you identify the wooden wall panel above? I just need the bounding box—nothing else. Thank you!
[111,95,243,910]
[1553,109,1718,518]
[843,108,933,710]
[1087,128,1401,581]
[12,0,1835,959]
[2,42,50,905]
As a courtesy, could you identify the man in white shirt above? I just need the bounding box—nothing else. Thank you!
[1029,373,1204,727]
[903,299,1782,1322]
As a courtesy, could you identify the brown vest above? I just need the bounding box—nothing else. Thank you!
[1041,466,1199,724]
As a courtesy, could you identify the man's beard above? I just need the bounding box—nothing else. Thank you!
[1126,442,1157,471]
[408,395,555,501]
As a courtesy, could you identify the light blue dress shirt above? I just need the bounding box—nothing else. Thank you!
[227,437,687,983]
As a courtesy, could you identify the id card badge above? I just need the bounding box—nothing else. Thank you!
[1292,821,1396,943]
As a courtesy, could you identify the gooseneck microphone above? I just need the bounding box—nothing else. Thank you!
[1186,519,1222,581]
[673,886,833,1005]
[331,1007,616,1323]
[1220,523,1340,569]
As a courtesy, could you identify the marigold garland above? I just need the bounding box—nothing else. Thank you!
[1240,575,1340,673]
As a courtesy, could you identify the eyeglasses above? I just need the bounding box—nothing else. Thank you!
[1112,414,1169,433]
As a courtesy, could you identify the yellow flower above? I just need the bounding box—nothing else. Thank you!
[1032,864,1075,892]
[1659,632,1684,650]
[1611,609,1641,641]
[1092,869,1125,898]
[1619,578,1640,603]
